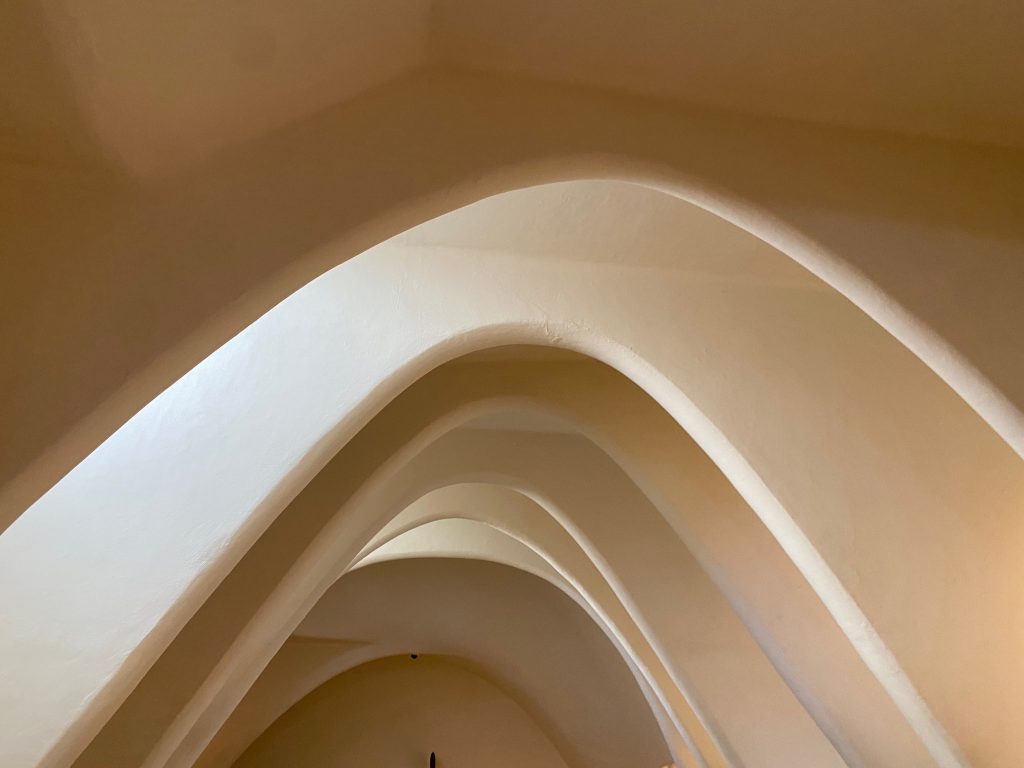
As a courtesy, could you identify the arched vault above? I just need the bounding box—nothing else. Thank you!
[1,182,1020,768]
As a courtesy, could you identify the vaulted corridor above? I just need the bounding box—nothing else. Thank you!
[2,3,1023,767]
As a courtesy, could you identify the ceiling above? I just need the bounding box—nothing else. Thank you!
[436,0,1024,148]
[3,0,1022,174]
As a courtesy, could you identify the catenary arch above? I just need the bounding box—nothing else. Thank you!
[205,545,681,768]
[225,553,675,768]
[72,359,963,768]
[347,442,867,767]
[83,421,823,768]
[360,487,856,767]
[68,370,728,768]
[158,401,930,768]
[1,182,1020,768]
[4,96,1023,522]
[72,402,766,768]
[356,508,836,768]
[167,436,790,768]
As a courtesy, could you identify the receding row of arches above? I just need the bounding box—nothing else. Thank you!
[1,180,1021,768]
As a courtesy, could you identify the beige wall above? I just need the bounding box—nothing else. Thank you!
[234,655,570,768]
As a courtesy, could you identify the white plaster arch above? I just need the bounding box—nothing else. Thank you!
[84,414,736,768]
[353,511,786,768]
[289,491,745,768]
[4,98,1023,522]
[1,182,1019,768]
[207,542,689,768]
[359,486,860,764]
[79,367,945,768]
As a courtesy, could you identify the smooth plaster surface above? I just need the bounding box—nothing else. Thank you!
[234,654,570,768]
